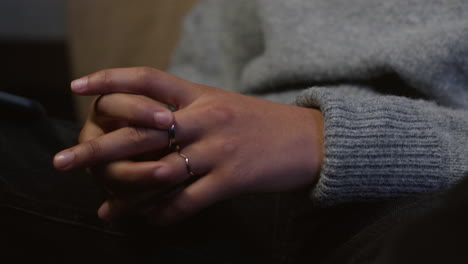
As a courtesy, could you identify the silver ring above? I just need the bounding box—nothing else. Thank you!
[177,146,196,177]
[168,124,176,151]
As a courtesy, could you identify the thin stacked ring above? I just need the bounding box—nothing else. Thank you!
[167,124,196,178]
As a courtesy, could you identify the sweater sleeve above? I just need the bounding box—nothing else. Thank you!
[296,85,468,205]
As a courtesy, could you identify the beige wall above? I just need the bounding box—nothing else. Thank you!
[67,0,199,122]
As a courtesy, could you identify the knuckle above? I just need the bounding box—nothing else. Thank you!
[97,69,113,93]
[203,102,235,124]
[123,126,150,144]
[158,165,174,181]
[221,137,239,155]
[211,136,239,158]
[83,140,102,161]
[137,67,156,87]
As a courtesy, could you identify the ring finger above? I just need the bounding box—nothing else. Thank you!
[55,109,201,171]
[102,143,211,193]
[93,93,173,129]
[97,143,214,220]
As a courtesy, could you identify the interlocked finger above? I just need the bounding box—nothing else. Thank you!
[55,126,168,170]
[93,161,165,190]
[154,144,208,185]
[93,93,174,129]
[71,67,204,107]
[93,143,211,197]
[96,144,213,221]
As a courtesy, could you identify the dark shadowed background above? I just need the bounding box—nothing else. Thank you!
[0,0,198,123]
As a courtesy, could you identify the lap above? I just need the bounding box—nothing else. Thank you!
[0,116,274,262]
[3,109,460,263]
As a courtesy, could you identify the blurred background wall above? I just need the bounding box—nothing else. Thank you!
[68,0,199,122]
[0,0,73,120]
[0,0,65,40]
[0,0,198,122]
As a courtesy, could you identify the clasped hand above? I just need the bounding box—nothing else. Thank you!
[54,67,324,225]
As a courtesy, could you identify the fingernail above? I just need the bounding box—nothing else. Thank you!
[154,111,172,127]
[98,202,112,222]
[53,151,75,169]
[71,77,88,92]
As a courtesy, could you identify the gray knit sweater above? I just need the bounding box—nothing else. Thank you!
[168,0,468,205]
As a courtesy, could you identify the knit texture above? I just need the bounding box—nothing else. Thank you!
[169,0,468,205]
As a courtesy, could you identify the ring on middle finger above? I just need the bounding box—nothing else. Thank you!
[167,124,177,152]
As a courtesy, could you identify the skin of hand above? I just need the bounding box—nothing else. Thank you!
[53,67,324,225]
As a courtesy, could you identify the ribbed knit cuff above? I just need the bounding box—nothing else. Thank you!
[296,86,449,206]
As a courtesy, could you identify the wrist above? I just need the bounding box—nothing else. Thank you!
[287,105,324,186]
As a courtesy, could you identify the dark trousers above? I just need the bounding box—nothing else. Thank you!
[1,106,468,263]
